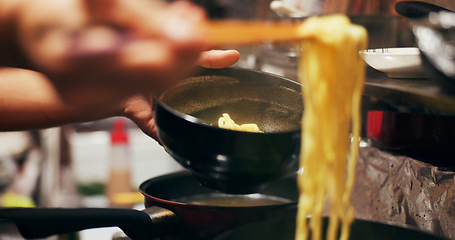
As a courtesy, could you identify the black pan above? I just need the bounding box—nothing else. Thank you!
[154,67,303,194]
[215,217,446,240]
[0,171,298,240]
[394,1,452,19]
[413,11,455,93]
[395,1,455,93]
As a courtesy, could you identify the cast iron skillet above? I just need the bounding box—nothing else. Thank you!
[154,67,303,194]
[0,171,298,240]
[215,217,446,240]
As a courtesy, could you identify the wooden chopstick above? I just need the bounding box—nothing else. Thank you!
[199,20,308,46]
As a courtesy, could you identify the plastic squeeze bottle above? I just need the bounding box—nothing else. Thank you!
[106,118,133,207]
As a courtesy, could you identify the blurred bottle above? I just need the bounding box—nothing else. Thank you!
[106,118,133,208]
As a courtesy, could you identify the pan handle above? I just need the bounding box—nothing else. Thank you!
[0,206,180,240]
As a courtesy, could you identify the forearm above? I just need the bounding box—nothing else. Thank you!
[0,67,124,131]
[0,0,29,68]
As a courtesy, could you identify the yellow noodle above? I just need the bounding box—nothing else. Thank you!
[218,113,263,133]
[295,15,367,240]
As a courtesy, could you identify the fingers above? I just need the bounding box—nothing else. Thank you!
[82,0,160,29]
[17,0,87,70]
[18,0,239,102]
[18,0,210,92]
[68,26,125,58]
[160,1,207,42]
[122,95,160,142]
[82,0,207,44]
[197,49,240,69]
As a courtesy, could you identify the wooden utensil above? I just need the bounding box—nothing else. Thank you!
[199,21,308,46]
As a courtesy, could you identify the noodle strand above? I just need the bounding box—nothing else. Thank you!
[295,15,367,240]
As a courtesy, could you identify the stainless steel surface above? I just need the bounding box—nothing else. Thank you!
[113,232,131,240]
[413,11,455,85]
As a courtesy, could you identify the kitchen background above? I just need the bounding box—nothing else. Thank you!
[0,0,454,239]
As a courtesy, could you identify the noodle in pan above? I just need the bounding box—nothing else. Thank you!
[218,113,263,133]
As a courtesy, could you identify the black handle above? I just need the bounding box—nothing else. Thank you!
[0,207,180,240]
[395,1,453,19]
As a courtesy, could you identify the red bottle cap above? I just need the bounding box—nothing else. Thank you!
[111,118,128,144]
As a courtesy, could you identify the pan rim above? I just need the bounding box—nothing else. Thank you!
[138,171,297,209]
[154,66,303,135]
[154,98,301,135]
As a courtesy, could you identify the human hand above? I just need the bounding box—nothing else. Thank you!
[5,0,223,104]
[0,0,240,137]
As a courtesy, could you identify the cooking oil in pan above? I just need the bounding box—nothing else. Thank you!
[175,193,293,207]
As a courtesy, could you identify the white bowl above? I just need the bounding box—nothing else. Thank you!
[360,47,428,78]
